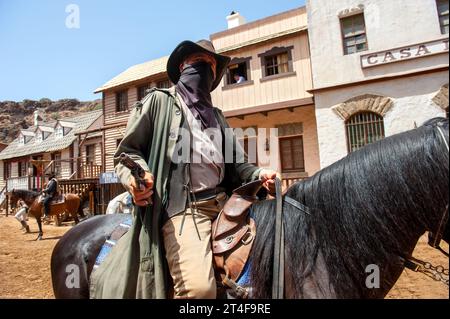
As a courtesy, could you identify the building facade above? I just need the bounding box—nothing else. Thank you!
[95,7,320,187]
[307,0,449,168]
[0,110,103,192]
[211,8,320,184]
[94,57,171,173]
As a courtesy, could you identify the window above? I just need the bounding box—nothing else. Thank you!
[279,136,305,173]
[346,112,385,153]
[265,53,288,76]
[115,90,128,112]
[157,79,171,89]
[225,57,251,86]
[18,161,28,177]
[138,84,151,101]
[437,0,449,34]
[52,152,62,177]
[259,46,294,79]
[340,13,368,55]
[4,162,11,180]
[86,144,95,165]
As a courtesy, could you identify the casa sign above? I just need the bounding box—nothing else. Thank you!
[360,37,449,68]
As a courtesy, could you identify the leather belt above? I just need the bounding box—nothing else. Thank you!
[191,187,226,202]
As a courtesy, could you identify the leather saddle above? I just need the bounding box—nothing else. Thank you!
[39,193,65,205]
[212,179,263,298]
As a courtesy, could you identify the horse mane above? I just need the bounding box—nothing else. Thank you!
[250,118,449,298]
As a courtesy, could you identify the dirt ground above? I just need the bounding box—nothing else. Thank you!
[0,213,448,299]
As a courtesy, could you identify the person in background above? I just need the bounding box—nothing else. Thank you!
[233,73,246,84]
[14,199,30,233]
[41,173,59,221]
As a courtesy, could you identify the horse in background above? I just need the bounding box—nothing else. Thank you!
[50,118,448,298]
[9,189,81,240]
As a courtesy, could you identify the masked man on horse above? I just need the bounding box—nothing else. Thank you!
[89,40,278,299]
[42,173,59,221]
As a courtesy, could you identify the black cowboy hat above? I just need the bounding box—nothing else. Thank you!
[167,39,231,91]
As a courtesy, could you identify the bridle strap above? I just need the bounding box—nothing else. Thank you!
[272,177,285,299]
[285,196,311,215]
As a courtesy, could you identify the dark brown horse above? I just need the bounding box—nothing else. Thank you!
[50,118,448,299]
[9,189,81,240]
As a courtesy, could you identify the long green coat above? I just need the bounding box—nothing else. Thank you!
[89,87,261,299]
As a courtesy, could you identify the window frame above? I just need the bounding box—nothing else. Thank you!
[115,90,129,113]
[340,12,369,56]
[51,152,62,177]
[3,161,11,180]
[223,57,254,90]
[258,46,296,81]
[279,135,306,173]
[137,83,152,101]
[345,111,385,153]
[18,160,28,177]
[85,144,96,165]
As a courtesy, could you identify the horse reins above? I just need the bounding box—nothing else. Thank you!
[272,177,284,299]
[272,177,312,299]
[403,124,449,286]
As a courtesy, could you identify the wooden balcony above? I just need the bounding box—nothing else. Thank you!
[6,176,49,192]
[79,163,102,179]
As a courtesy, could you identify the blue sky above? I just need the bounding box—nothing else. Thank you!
[0,0,305,102]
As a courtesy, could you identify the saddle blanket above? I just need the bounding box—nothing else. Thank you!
[93,215,133,271]
[92,214,252,293]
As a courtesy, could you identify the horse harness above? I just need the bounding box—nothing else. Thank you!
[211,178,310,299]
[402,124,449,286]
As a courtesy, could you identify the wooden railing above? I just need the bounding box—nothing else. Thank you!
[80,164,102,179]
[6,176,30,191]
[281,172,309,190]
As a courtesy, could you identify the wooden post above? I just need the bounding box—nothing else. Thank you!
[5,194,9,217]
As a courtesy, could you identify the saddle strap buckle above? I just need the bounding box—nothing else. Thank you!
[222,275,249,299]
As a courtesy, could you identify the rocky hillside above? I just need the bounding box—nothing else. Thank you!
[0,98,102,144]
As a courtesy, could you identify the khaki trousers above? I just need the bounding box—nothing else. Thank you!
[162,195,225,299]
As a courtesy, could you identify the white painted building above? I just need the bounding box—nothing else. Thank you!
[307,0,449,168]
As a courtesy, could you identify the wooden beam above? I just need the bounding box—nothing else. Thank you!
[223,97,313,118]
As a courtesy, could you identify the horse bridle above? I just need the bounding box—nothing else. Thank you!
[403,125,449,286]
